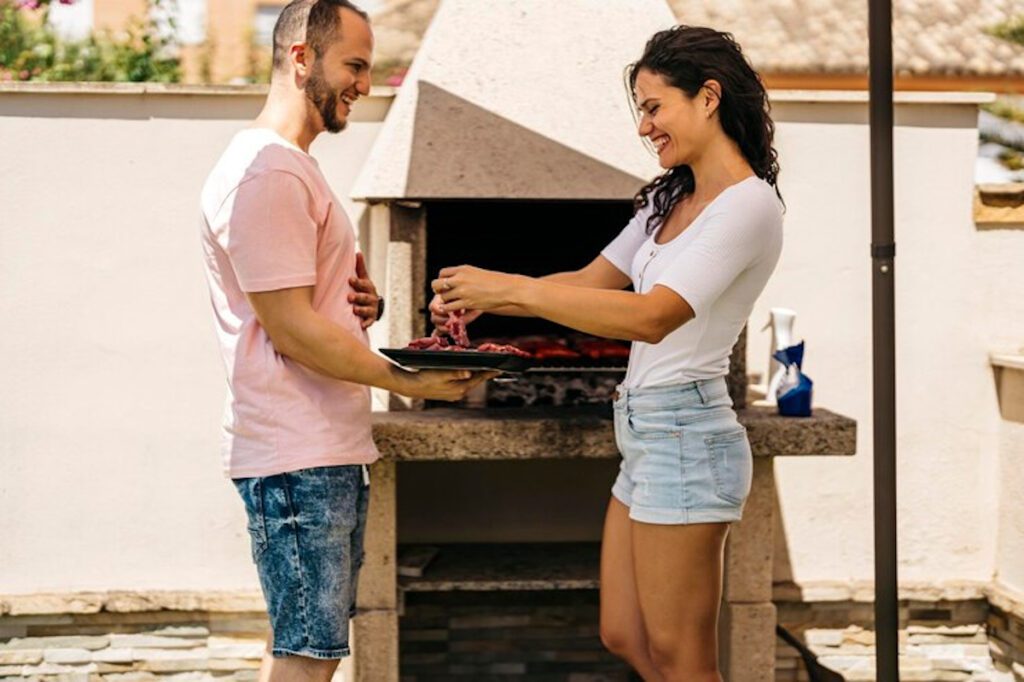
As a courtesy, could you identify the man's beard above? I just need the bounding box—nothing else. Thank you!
[305,63,347,134]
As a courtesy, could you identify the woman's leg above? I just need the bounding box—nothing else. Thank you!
[632,521,730,682]
[599,496,665,681]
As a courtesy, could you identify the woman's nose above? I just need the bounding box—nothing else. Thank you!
[637,115,652,137]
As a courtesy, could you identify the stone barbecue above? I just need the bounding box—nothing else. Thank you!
[346,2,858,681]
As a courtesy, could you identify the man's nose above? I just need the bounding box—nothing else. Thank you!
[357,72,371,95]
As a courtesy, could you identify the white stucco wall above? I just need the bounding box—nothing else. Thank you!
[749,93,1023,590]
[997,421,1024,596]
[2,86,1021,601]
[0,85,389,595]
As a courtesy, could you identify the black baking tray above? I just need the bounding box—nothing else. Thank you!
[380,348,535,373]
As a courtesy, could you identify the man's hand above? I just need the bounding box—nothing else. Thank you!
[391,367,499,401]
[349,252,382,329]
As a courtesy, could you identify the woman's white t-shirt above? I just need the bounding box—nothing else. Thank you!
[601,176,784,389]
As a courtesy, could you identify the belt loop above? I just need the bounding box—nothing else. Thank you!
[694,379,708,405]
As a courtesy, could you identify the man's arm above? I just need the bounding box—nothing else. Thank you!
[247,286,487,401]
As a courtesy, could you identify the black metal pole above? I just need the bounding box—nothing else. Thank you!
[868,0,900,679]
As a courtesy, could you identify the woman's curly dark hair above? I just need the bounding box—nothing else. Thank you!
[628,26,782,234]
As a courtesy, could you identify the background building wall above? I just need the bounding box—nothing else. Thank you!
[1,87,1022,604]
[0,85,388,595]
[747,95,1024,597]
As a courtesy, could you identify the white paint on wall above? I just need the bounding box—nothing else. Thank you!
[750,99,1024,588]
[997,421,1024,595]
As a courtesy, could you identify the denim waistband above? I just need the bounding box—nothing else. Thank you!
[613,376,730,411]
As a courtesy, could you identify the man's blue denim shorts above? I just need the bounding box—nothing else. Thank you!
[233,464,370,659]
[612,376,752,525]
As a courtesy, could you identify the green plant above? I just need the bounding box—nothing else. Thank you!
[989,15,1024,46]
[999,148,1024,171]
[982,100,1024,125]
[0,0,181,82]
[982,21,1024,172]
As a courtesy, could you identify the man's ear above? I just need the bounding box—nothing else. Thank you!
[703,79,722,118]
[290,43,311,79]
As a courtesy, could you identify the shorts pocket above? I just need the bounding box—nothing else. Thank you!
[705,427,752,505]
[626,409,680,440]
[235,478,269,563]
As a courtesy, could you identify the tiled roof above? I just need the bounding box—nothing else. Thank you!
[371,0,1024,77]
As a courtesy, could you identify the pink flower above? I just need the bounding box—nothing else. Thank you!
[19,70,30,80]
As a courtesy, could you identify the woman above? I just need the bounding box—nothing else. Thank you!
[430,26,783,681]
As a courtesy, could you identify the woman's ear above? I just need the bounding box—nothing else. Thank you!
[703,79,722,118]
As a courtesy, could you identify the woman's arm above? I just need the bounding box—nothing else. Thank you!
[433,267,694,344]
[487,255,632,316]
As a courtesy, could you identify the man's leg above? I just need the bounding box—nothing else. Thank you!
[234,466,369,682]
[258,647,339,682]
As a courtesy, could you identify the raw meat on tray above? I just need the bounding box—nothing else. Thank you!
[404,310,531,357]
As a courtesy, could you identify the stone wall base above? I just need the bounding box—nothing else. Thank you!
[4,588,1024,682]
[775,597,1013,681]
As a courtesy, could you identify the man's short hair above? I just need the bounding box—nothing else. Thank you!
[271,0,369,73]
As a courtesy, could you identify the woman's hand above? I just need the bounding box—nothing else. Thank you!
[431,265,526,313]
[429,293,483,331]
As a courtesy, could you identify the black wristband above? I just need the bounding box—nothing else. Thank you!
[375,297,386,321]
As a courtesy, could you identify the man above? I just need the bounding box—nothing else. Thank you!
[199,2,485,680]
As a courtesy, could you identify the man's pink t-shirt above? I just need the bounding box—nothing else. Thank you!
[200,128,379,478]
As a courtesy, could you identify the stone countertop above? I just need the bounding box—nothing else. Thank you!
[371,406,855,461]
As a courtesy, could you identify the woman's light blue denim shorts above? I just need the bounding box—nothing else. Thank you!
[612,376,752,525]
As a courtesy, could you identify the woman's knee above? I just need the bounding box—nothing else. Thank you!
[600,621,647,663]
[646,635,718,680]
